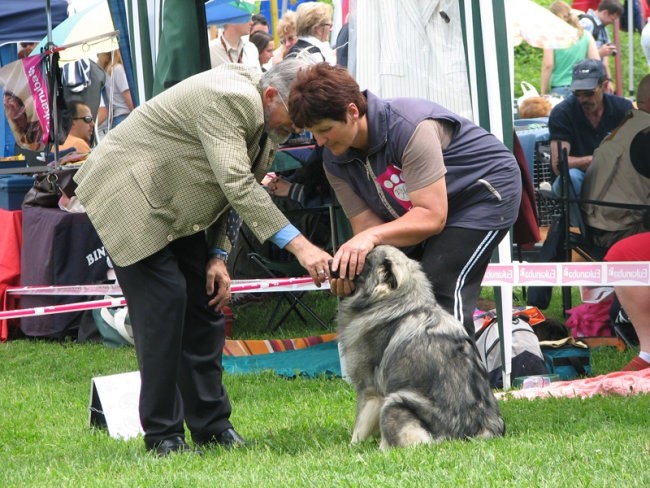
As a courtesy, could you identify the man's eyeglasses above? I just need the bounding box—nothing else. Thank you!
[572,89,597,98]
[277,92,289,113]
[73,115,94,124]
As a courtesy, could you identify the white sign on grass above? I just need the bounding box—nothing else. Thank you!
[89,371,143,440]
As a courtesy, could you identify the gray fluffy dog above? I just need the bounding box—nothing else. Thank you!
[336,245,505,449]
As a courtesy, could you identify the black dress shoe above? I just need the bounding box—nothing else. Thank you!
[147,435,197,457]
[196,428,246,448]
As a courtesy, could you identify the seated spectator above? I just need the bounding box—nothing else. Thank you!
[270,10,298,66]
[249,31,275,72]
[285,2,336,64]
[59,101,94,154]
[250,13,269,34]
[266,146,331,209]
[228,147,333,281]
[541,1,599,98]
[548,59,633,221]
[18,42,37,59]
[581,74,650,248]
[604,231,650,371]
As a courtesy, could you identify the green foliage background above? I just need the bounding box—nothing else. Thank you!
[514,0,648,98]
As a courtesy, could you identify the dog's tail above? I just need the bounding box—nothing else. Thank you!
[380,390,504,448]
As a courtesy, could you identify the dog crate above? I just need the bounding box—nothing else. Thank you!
[533,140,558,228]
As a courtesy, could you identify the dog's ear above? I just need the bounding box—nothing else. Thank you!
[381,258,399,290]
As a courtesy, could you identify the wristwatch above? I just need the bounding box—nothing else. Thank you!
[209,247,229,263]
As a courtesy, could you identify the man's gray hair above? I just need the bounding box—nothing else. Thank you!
[260,58,313,99]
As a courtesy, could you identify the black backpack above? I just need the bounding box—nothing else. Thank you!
[579,13,605,42]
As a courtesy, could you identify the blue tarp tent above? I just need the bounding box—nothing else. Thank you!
[0,0,69,45]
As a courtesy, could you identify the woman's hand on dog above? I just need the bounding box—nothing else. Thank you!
[330,233,377,281]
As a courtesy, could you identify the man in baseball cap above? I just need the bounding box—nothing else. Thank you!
[569,59,606,91]
[548,58,633,213]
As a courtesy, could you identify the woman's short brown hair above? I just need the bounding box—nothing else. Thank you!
[289,63,367,128]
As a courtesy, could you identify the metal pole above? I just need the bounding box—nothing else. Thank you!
[628,0,634,97]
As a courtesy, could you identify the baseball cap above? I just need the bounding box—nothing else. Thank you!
[569,59,606,91]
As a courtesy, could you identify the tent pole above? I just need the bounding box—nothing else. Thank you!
[628,0,634,97]
[46,0,59,166]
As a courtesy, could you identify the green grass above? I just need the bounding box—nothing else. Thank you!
[2,285,645,487]
[3,2,649,485]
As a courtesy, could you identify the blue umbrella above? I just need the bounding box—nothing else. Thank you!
[205,0,256,26]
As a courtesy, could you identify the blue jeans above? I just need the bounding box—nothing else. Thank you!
[550,86,571,98]
[552,167,585,227]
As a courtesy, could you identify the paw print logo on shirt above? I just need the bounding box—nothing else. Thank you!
[376,164,412,210]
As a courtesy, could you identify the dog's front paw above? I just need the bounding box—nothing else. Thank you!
[351,431,362,444]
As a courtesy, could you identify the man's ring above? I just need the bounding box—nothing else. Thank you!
[317,269,325,275]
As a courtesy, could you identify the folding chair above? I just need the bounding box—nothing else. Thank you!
[536,142,650,314]
[245,204,341,331]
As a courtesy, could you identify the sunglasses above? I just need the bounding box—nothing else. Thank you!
[572,89,597,97]
[73,115,94,124]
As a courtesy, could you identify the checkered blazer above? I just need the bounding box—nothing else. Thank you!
[75,64,288,267]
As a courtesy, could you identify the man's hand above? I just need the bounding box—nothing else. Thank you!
[266,176,291,197]
[284,234,332,286]
[206,257,231,312]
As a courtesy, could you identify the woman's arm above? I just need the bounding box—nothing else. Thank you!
[332,177,448,280]
[122,89,134,112]
[541,48,554,95]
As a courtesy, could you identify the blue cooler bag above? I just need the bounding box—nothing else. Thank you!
[540,337,592,380]
[0,174,34,210]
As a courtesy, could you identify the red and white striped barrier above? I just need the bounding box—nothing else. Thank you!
[2,262,649,321]
[6,276,319,297]
[1,277,325,320]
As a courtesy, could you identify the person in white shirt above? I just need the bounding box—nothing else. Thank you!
[285,2,336,65]
[270,10,298,66]
[96,50,134,139]
[209,19,261,72]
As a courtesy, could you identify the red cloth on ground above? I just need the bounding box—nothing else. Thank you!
[0,209,22,341]
[495,368,650,400]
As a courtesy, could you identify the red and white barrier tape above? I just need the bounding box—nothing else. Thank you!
[1,277,324,320]
[2,262,649,321]
[7,276,320,297]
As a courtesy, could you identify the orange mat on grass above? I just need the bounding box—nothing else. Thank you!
[223,333,337,357]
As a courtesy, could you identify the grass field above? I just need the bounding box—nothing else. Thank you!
[3,2,649,486]
[2,286,647,487]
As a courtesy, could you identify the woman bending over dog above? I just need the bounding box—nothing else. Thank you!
[289,63,522,336]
